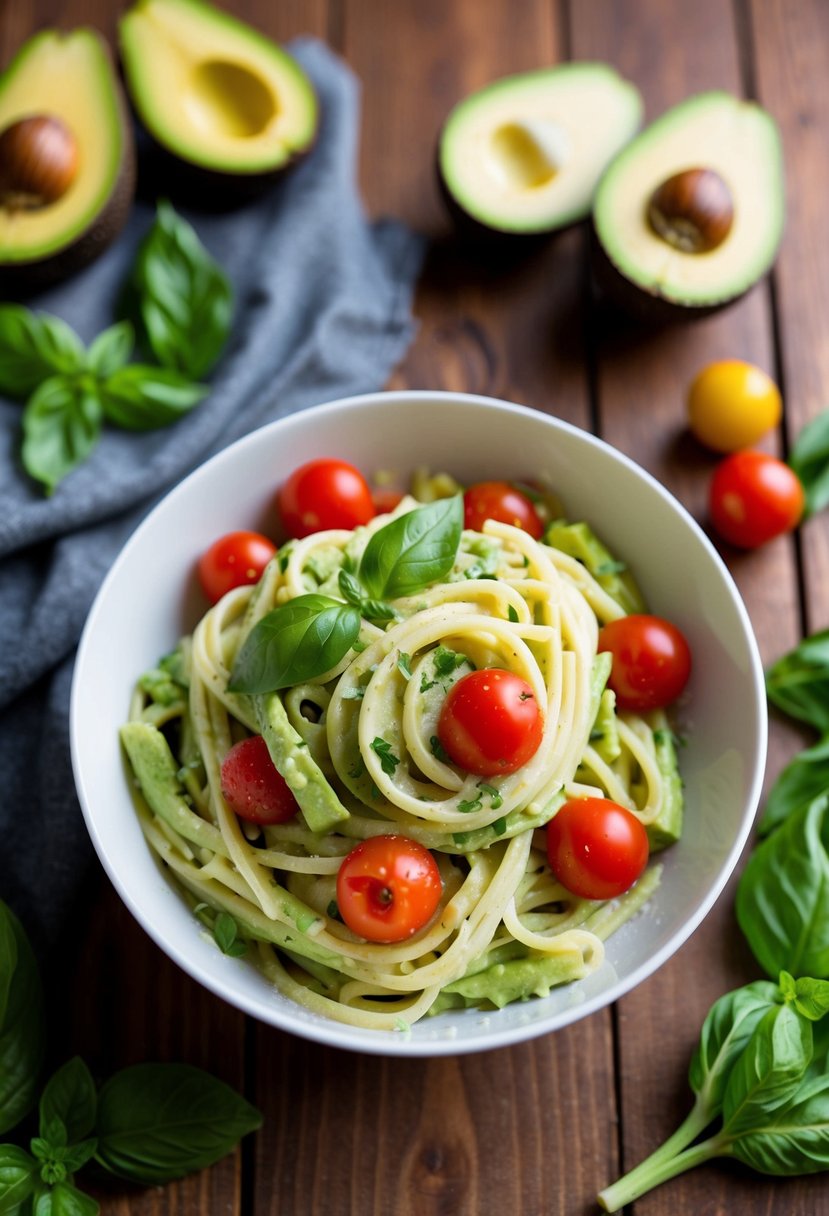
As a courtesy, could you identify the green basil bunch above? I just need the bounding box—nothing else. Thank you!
[2,202,232,494]
[0,900,260,1214]
[229,496,464,694]
[598,973,829,1211]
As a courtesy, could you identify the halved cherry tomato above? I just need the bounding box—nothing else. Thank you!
[688,360,782,453]
[709,450,804,549]
[598,614,691,713]
[437,668,543,776]
[220,735,299,825]
[198,531,277,604]
[336,835,442,943]
[546,797,649,900]
[277,458,375,538]
[463,481,544,539]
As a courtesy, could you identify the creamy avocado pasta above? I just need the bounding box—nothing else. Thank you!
[121,473,686,1031]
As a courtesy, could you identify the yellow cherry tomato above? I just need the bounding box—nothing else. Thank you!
[687,360,782,453]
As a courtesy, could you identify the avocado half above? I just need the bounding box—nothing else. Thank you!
[0,29,135,292]
[119,0,318,185]
[593,92,785,319]
[438,63,642,236]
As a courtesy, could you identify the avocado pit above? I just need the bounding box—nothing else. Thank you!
[647,167,734,254]
[0,114,78,210]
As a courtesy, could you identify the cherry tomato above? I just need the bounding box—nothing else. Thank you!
[372,487,404,514]
[336,835,442,943]
[688,360,782,453]
[220,735,299,825]
[198,531,277,604]
[546,797,649,900]
[463,481,544,539]
[709,450,804,549]
[437,668,543,776]
[598,614,691,712]
[277,458,375,538]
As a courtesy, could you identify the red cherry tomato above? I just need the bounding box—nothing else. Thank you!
[336,835,443,943]
[198,531,276,604]
[709,450,804,549]
[220,735,299,825]
[546,797,649,900]
[463,481,544,539]
[598,614,691,712]
[437,668,543,776]
[277,458,375,538]
[371,487,404,514]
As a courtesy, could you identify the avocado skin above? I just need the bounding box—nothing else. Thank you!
[0,38,136,296]
[589,226,739,327]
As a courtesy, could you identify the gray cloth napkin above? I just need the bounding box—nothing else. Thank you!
[0,38,424,945]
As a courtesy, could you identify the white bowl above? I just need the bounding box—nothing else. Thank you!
[70,391,767,1056]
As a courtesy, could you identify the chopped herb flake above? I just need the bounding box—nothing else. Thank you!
[430,735,451,763]
[478,781,503,810]
[507,605,519,623]
[371,736,400,776]
[458,796,483,814]
[433,646,468,677]
[397,652,413,680]
[492,817,507,836]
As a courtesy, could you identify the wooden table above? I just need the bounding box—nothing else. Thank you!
[4,1,828,1212]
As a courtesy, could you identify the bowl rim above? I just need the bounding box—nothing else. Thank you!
[70,389,768,1056]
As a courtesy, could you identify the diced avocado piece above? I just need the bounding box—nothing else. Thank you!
[646,727,684,851]
[591,688,622,764]
[254,692,349,834]
[119,0,317,178]
[438,63,641,235]
[0,29,135,289]
[545,519,645,615]
[120,721,224,853]
[439,947,591,1010]
[448,792,564,854]
[594,92,784,315]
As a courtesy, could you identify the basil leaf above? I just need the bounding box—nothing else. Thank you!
[727,1070,829,1175]
[0,902,45,1136]
[688,980,781,1117]
[0,306,85,398]
[782,974,829,1022]
[722,1003,813,1135]
[58,1140,98,1175]
[0,1144,36,1210]
[34,1180,99,1216]
[759,734,829,836]
[359,496,463,600]
[99,365,207,431]
[39,1058,96,1145]
[736,797,829,979]
[766,631,829,733]
[128,201,233,380]
[789,411,829,517]
[213,912,246,957]
[21,378,102,495]
[94,1063,261,1184]
[85,321,133,379]
[228,594,361,694]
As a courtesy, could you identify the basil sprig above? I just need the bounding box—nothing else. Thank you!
[597,973,829,1210]
[126,200,233,380]
[1,201,231,493]
[229,499,464,694]
[0,900,261,1211]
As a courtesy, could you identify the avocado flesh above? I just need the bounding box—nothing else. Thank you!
[120,0,317,175]
[594,92,784,307]
[439,63,642,234]
[0,30,133,272]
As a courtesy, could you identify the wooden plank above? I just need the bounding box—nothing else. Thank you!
[570,1,807,1213]
[250,4,617,1216]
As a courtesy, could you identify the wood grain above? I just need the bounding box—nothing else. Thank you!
[3,0,827,1212]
